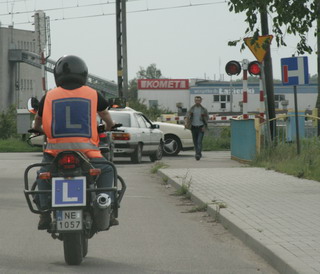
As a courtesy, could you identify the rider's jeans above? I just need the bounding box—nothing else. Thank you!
[36,153,114,210]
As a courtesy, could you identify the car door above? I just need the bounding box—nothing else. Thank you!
[135,113,152,152]
[141,114,162,151]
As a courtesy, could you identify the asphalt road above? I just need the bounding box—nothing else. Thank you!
[0,152,278,274]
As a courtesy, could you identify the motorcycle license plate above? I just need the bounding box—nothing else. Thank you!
[56,210,83,231]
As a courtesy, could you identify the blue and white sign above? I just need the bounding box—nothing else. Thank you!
[52,98,91,138]
[281,56,309,86]
[52,177,86,207]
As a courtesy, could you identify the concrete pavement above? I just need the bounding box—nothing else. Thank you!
[157,151,320,274]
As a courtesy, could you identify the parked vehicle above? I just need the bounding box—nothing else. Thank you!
[153,122,193,156]
[27,129,46,148]
[109,108,164,163]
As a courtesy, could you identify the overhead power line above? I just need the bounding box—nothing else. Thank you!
[0,0,30,4]
[0,0,141,16]
[129,1,226,14]
[9,1,226,25]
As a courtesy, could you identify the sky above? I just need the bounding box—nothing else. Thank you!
[0,0,318,89]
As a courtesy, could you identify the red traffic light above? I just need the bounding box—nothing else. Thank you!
[225,60,241,76]
[248,61,261,76]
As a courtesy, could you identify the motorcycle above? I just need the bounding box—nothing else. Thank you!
[24,98,126,265]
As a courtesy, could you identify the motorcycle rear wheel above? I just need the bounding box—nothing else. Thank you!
[82,233,88,257]
[63,232,83,265]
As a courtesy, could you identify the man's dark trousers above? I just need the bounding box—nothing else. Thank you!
[191,126,204,157]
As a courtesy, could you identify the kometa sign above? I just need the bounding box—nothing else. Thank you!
[138,79,189,90]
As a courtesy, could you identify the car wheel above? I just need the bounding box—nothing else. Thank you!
[131,143,142,164]
[109,146,114,162]
[102,151,113,162]
[163,135,181,156]
[150,142,163,162]
[103,145,114,162]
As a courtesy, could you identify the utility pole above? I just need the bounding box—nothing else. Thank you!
[260,4,276,139]
[316,1,320,135]
[116,0,128,99]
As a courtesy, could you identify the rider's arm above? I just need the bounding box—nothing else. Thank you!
[33,113,43,133]
[97,91,114,131]
[98,109,114,131]
[32,95,45,133]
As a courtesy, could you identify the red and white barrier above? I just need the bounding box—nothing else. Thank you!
[242,67,248,119]
[259,74,264,121]
[160,115,241,122]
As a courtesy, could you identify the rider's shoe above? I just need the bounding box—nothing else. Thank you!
[38,212,51,230]
[110,215,119,226]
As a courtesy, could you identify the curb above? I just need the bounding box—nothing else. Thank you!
[157,169,316,274]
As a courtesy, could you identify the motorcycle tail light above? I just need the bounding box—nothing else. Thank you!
[99,133,107,138]
[112,132,130,141]
[89,168,101,176]
[39,172,51,179]
[58,154,80,169]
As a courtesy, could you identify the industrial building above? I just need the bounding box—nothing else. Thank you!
[138,79,318,115]
[0,11,117,114]
[0,25,43,111]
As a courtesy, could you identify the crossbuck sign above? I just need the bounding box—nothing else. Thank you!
[281,56,309,86]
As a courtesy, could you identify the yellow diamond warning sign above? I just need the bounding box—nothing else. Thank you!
[244,35,273,62]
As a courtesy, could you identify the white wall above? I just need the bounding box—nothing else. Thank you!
[138,89,190,112]
[138,88,318,114]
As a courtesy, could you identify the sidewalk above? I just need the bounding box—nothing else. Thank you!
[158,151,320,274]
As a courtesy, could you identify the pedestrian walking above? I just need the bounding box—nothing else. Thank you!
[185,96,208,160]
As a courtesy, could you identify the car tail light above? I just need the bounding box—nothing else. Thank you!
[112,132,130,141]
[58,154,80,169]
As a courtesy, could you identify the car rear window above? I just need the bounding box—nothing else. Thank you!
[109,112,131,127]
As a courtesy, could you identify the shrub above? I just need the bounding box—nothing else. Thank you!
[128,99,172,121]
[0,106,19,139]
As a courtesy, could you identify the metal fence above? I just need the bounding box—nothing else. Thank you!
[259,115,320,149]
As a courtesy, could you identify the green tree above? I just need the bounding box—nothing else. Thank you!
[128,64,164,100]
[228,0,320,135]
[227,0,318,54]
[128,78,138,100]
[137,63,163,79]
[0,106,19,139]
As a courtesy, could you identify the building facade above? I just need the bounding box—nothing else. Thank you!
[138,79,318,114]
[0,26,43,112]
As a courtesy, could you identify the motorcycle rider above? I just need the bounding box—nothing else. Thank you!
[32,55,117,230]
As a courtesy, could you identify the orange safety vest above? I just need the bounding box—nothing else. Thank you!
[42,86,102,158]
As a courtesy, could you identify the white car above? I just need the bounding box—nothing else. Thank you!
[109,109,164,163]
[153,122,194,156]
[27,106,191,158]
[110,107,194,156]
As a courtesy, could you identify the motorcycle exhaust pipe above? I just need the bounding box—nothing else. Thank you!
[93,193,112,230]
[95,193,111,209]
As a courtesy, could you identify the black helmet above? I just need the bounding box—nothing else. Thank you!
[54,55,88,87]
